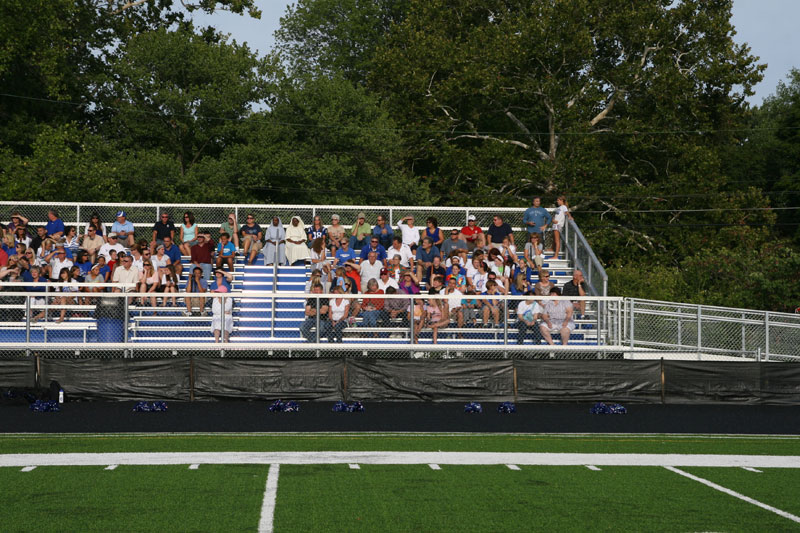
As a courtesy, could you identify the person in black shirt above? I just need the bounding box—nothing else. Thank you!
[300,284,330,342]
[487,215,514,249]
[151,213,176,254]
[561,270,589,318]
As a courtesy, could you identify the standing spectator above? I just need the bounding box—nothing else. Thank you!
[550,195,571,259]
[87,212,107,241]
[516,297,544,344]
[151,212,176,254]
[487,215,514,250]
[240,214,264,265]
[396,215,420,250]
[220,213,239,250]
[358,251,383,287]
[372,214,394,249]
[211,287,234,343]
[306,215,327,247]
[561,269,588,318]
[45,209,65,240]
[539,287,575,345]
[327,287,350,343]
[460,215,483,251]
[215,233,236,271]
[358,236,387,263]
[185,267,208,316]
[112,253,140,292]
[333,237,356,266]
[326,215,346,254]
[524,233,544,271]
[386,236,414,268]
[81,225,105,263]
[111,211,136,248]
[415,238,440,283]
[161,236,183,277]
[190,233,215,280]
[424,217,445,248]
[523,197,552,241]
[264,216,287,266]
[534,269,556,296]
[440,229,467,259]
[178,211,198,256]
[300,284,330,342]
[285,216,310,266]
[348,212,371,250]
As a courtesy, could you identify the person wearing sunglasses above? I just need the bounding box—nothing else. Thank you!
[150,212,176,254]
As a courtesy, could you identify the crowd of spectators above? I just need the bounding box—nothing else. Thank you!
[0,199,584,344]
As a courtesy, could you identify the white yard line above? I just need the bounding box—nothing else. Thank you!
[428,464,441,470]
[20,466,36,472]
[189,464,199,470]
[257,464,280,533]
[665,467,800,524]
[1,452,798,468]
[348,464,360,470]
[104,464,118,471]
[741,467,762,473]
[506,464,521,471]
[586,465,602,471]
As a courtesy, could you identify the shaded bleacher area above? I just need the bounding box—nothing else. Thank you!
[0,249,603,346]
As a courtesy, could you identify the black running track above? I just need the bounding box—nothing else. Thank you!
[2,402,799,435]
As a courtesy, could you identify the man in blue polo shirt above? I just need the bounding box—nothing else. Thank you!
[523,197,552,237]
[45,209,65,239]
[415,237,440,283]
[358,236,387,263]
[162,235,183,276]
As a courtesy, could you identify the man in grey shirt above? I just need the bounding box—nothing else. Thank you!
[440,228,468,259]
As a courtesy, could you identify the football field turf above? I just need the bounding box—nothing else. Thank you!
[1,433,799,532]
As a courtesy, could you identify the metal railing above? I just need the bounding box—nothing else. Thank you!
[563,217,607,297]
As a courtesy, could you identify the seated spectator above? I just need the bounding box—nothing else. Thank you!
[424,217,445,248]
[220,213,239,250]
[111,211,136,248]
[209,269,233,293]
[386,236,414,268]
[215,233,236,271]
[305,268,331,293]
[54,267,78,323]
[26,266,48,322]
[96,255,111,282]
[178,211,198,256]
[396,215,420,250]
[160,264,179,307]
[487,214,514,250]
[383,286,408,330]
[29,226,48,257]
[73,250,92,276]
[326,214,346,254]
[240,214,264,265]
[425,289,450,344]
[81,225,105,263]
[445,263,467,291]
[87,212,107,241]
[386,254,403,281]
[440,229,467,259]
[415,237,440,283]
[111,253,139,292]
[211,286,234,343]
[445,277,464,331]
[561,269,588,318]
[524,232,544,271]
[129,242,145,271]
[358,236,387,263]
[333,237,356,266]
[399,271,421,295]
[372,214,394,249]
[151,212,176,254]
[358,251,383,287]
[428,274,445,295]
[99,233,126,262]
[7,211,29,234]
[45,209,65,240]
[461,289,479,327]
[162,235,183,277]
[460,215,483,251]
[107,250,119,275]
[410,296,426,343]
[309,237,328,272]
[14,225,31,249]
[360,279,386,336]
[481,279,505,328]
[534,269,556,296]
[47,244,73,281]
[85,263,106,294]
[185,267,208,316]
[348,212,371,250]
[468,259,489,293]
[264,216,286,266]
[509,271,533,302]
[138,260,160,309]
[343,261,362,293]
[516,296,544,344]
[62,226,78,255]
[286,216,310,266]
[473,232,489,254]
[300,284,329,342]
[539,287,574,345]
[191,232,215,280]
[152,244,170,277]
[306,215,327,247]
[428,256,446,286]
[377,268,398,292]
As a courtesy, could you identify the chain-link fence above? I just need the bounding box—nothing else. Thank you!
[625,299,800,362]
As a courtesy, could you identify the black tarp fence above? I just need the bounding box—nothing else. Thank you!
[2,357,799,404]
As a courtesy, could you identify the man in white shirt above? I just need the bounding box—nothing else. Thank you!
[98,233,126,261]
[445,277,464,329]
[516,297,544,344]
[376,268,399,292]
[47,244,73,281]
[358,251,383,287]
[395,214,420,249]
[112,254,140,292]
[385,236,415,268]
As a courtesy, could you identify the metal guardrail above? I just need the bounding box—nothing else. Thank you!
[563,217,607,297]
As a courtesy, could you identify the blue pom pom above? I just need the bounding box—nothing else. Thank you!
[270,399,300,413]
[349,401,365,413]
[590,402,627,414]
[464,402,483,414]
[332,401,348,412]
[29,400,60,412]
[497,401,516,414]
[133,401,168,412]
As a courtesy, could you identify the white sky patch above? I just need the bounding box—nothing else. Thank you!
[1,452,798,468]
[665,467,800,524]
[258,464,280,533]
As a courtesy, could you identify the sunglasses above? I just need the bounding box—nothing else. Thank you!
[143,263,152,266]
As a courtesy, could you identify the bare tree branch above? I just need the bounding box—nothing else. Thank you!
[111,0,148,15]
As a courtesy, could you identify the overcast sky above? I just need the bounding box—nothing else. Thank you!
[192,0,799,105]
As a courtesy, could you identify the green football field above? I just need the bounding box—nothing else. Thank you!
[1,433,799,532]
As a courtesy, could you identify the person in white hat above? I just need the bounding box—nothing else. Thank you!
[460,214,483,251]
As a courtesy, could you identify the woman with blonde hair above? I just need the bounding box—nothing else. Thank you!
[549,195,571,260]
